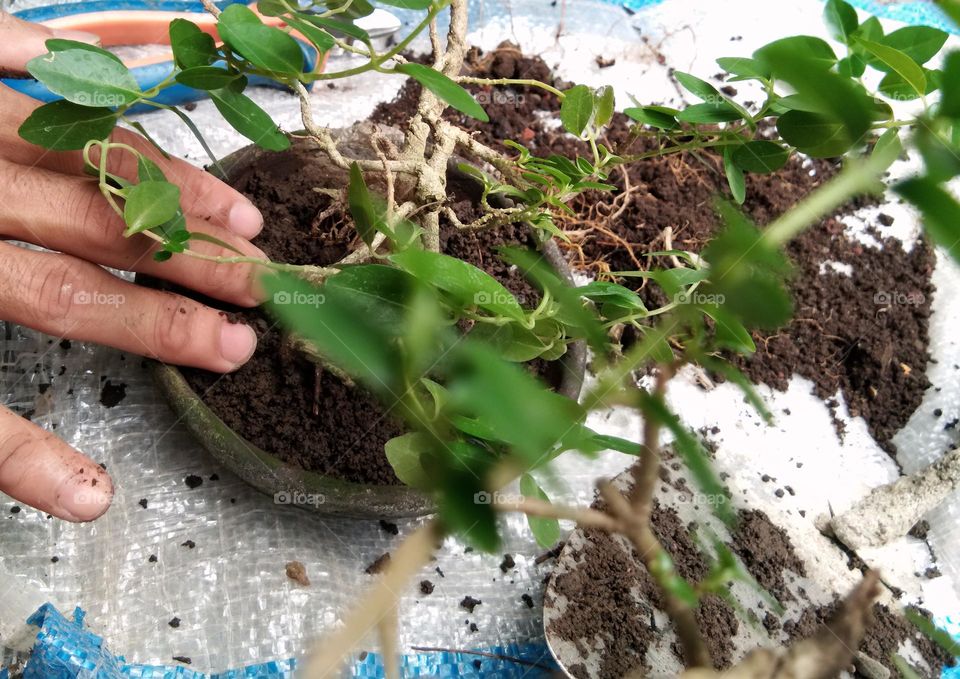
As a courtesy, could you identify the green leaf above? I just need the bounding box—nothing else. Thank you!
[873,128,902,163]
[754,36,838,73]
[218,4,304,75]
[854,15,884,42]
[723,147,746,205]
[624,105,679,130]
[560,84,594,136]
[137,156,166,182]
[27,48,140,107]
[824,0,859,43]
[44,38,124,65]
[677,102,742,124]
[123,181,182,236]
[499,247,608,354]
[324,264,416,335]
[384,433,434,490]
[731,140,790,174]
[396,63,488,122]
[299,15,371,45]
[855,38,927,97]
[674,71,721,101]
[577,281,646,311]
[877,68,939,100]
[837,54,867,78]
[347,162,379,247]
[284,15,336,52]
[934,0,960,26]
[390,250,526,322]
[169,18,218,69]
[896,178,960,263]
[468,322,557,362]
[776,110,852,158]
[449,342,585,465]
[264,272,398,392]
[209,81,289,151]
[941,52,960,118]
[520,474,561,548]
[175,66,239,90]
[882,26,948,66]
[716,56,770,80]
[593,85,615,128]
[18,101,117,150]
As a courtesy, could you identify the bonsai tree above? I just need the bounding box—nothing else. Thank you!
[17,0,960,674]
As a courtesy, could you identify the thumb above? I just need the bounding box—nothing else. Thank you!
[0,11,99,74]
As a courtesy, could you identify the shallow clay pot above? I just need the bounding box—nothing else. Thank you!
[145,128,587,518]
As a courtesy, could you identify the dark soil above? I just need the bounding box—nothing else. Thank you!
[547,475,739,675]
[783,601,954,677]
[177,139,552,485]
[731,509,806,605]
[373,44,935,456]
[99,380,127,408]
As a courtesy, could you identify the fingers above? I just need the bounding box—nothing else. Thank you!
[0,159,266,308]
[0,11,98,74]
[0,242,259,373]
[0,85,263,239]
[0,404,112,521]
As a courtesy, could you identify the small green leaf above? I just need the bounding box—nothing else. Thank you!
[731,140,790,174]
[169,18,218,69]
[520,474,561,548]
[716,56,770,80]
[284,15,336,52]
[754,36,838,73]
[137,156,167,182]
[855,38,926,97]
[218,4,304,75]
[677,102,742,124]
[873,128,902,162]
[941,52,960,118]
[123,181,182,236]
[44,38,124,64]
[468,322,556,362]
[593,85,615,128]
[18,101,117,150]
[384,433,434,490]
[175,66,239,90]
[624,105,679,130]
[264,272,398,392]
[299,15,371,45]
[209,81,289,151]
[837,54,866,78]
[396,63,488,122]
[390,250,526,322]
[882,26,948,66]
[776,110,851,158]
[723,147,746,205]
[347,162,379,247]
[896,177,960,263]
[560,84,594,136]
[674,71,721,101]
[27,48,140,107]
[824,0,859,43]
[903,608,960,657]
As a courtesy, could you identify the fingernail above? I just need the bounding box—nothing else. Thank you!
[229,201,264,239]
[219,322,257,367]
[51,29,101,46]
[55,471,113,522]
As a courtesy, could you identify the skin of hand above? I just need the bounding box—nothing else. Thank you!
[0,12,269,522]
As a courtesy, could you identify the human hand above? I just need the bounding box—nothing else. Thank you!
[0,12,268,521]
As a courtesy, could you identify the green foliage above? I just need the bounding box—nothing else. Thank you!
[384,433,433,489]
[175,66,240,90]
[824,0,858,42]
[396,63,489,122]
[169,19,219,69]
[896,178,960,263]
[520,474,561,548]
[27,46,141,107]
[17,101,117,150]
[218,4,304,75]
[122,181,182,236]
[208,80,290,151]
[560,85,595,136]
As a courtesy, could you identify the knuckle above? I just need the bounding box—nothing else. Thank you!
[30,260,81,327]
[0,429,35,485]
[69,188,121,248]
[201,258,248,299]
[151,299,194,358]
